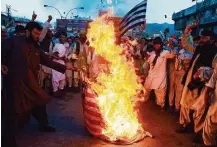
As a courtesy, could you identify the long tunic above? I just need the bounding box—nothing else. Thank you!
[144,50,171,89]
[181,43,217,108]
[52,43,67,82]
[180,55,200,108]
[3,37,66,115]
[206,64,217,117]
[74,42,89,81]
[76,42,88,69]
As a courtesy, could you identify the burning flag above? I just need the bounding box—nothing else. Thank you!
[82,11,152,144]
[120,0,147,37]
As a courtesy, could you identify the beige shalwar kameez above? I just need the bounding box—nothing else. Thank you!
[179,55,213,133]
[203,64,217,146]
[65,44,74,88]
[73,42,89,87]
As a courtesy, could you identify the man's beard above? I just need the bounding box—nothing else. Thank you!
[28,34,38,44]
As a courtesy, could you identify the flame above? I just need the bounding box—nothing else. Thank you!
[87,12,145,142]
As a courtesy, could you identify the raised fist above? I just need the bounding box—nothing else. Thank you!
[185,20,200,33]
[48,15,52,22]
[32,12,37,21]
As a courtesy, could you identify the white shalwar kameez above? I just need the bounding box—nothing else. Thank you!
[143,50,174,107]
[52,43,67,92]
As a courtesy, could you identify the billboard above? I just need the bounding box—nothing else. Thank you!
[56,19,91,32]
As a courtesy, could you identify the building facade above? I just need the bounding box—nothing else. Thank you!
[172,0,217,36]
[1,13,10,26]
[56,17,92,35]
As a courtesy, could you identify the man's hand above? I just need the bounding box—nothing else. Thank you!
[185,20,200,34]
[31,12,37,21]
[1,65,8,75]
[48,15,52,22]
[52,53,60,60]
[189,20,200,29]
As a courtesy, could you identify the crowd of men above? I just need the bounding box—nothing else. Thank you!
[120,21,217,146]
[1,12,217,147]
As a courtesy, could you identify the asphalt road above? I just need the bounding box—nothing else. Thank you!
[16,91,203,147]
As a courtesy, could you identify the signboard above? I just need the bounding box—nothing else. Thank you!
[56,19,91,32]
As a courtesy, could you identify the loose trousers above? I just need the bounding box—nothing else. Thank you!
[66,61,73,88]
[203,113,217,146]
[52,79,65,92]
[143,87,166,107]
[169,70,185,109]
[179,106,207,133]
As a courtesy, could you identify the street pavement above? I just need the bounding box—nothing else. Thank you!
[16,91,204,147]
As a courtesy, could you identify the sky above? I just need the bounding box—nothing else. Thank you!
[1,0,196,24]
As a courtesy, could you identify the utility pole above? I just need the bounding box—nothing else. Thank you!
[6,5,12,21]
[5,4,17,26]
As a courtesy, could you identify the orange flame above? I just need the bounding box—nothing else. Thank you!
[87,11,147,143]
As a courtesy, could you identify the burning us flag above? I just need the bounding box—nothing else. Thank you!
[83,11,152,144]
